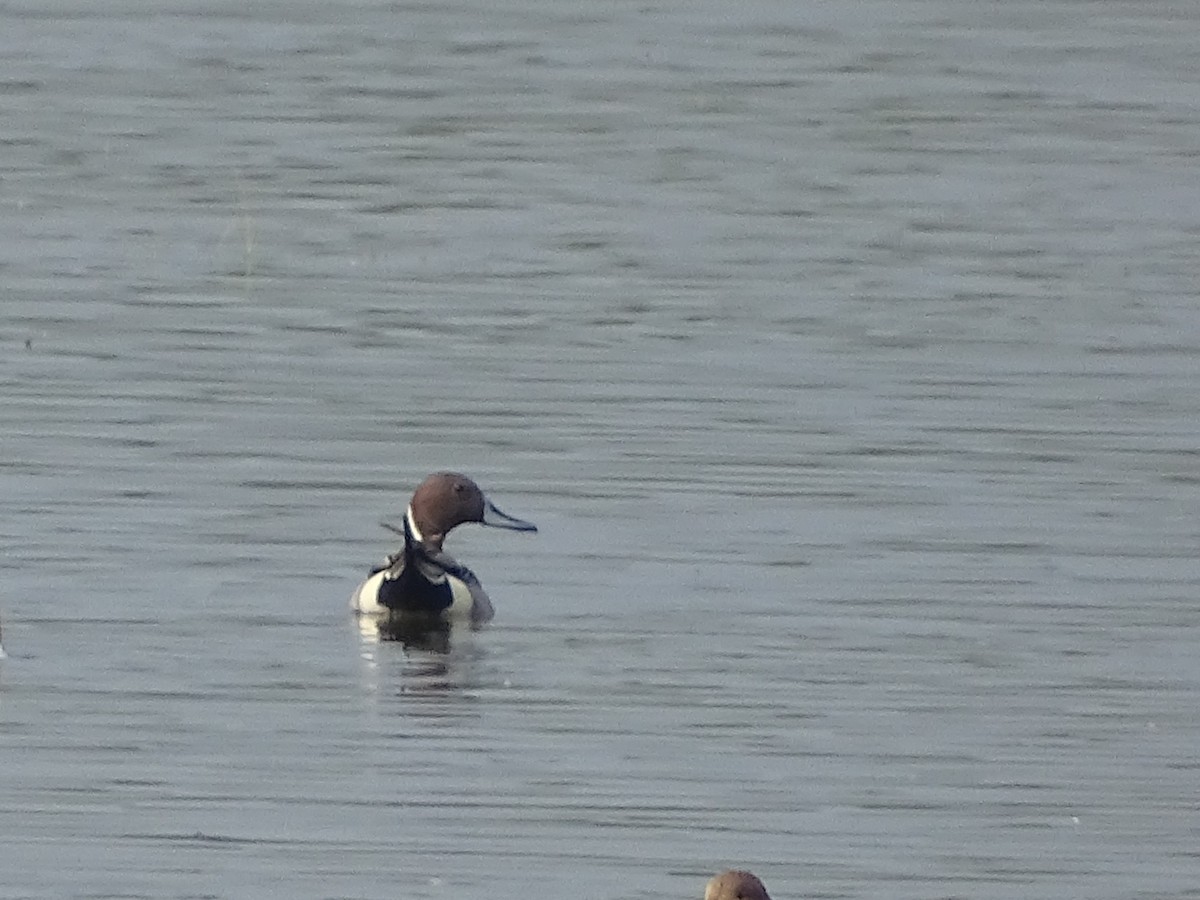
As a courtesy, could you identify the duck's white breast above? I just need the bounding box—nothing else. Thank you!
[444,572,476,619]
[350,571,388,614]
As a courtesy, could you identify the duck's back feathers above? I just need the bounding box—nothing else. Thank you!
[351,546,493,623]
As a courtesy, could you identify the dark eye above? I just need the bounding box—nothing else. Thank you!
[454,482,466,493]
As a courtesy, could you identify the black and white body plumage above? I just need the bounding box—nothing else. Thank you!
[351,472,536,624]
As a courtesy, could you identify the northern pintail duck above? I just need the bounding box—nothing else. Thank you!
[705,870,772,900]
[351,472,537,624]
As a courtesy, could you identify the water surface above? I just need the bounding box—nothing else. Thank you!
[2,1,1199,898]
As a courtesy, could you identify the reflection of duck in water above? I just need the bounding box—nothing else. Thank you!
[351,472,537,627]
[705,870,772,900]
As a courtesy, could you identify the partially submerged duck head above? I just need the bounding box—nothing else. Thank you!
[705,870,772,900]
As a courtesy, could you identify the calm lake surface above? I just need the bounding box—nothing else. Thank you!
[2,1,1199,898]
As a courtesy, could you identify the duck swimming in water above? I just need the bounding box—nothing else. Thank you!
[351,472,537,624]
[704,870,772,900]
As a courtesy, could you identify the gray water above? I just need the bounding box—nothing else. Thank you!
[2,1,1199,898]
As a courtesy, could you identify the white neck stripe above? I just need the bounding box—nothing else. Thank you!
[405,505,425,543]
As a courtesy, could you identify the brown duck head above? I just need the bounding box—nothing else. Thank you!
[405,472,537,552]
